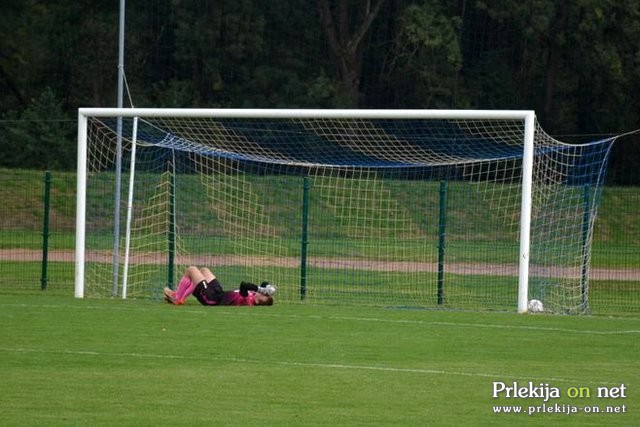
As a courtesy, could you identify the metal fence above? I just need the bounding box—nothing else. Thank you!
[0,168,637,314]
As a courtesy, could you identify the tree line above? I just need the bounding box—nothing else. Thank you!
[0,0,638,182]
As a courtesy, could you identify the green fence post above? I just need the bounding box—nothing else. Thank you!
[41,171,51,290]
[300,176,311,300]
[437,180,448,305]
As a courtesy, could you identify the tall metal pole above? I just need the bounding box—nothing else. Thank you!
[112,0,126,296]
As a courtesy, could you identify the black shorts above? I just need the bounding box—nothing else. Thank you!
[193,279,224,306]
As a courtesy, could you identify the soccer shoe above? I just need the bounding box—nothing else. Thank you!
[163,287,178,304]
[164,295,184,305]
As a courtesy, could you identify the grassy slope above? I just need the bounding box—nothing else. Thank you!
[0,167,638,257]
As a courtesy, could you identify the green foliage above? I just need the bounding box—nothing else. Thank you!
[0,89,75,170]
[1,0,640,175]
[384,0,464,108]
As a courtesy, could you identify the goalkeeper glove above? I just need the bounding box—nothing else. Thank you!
[258,281,277,296]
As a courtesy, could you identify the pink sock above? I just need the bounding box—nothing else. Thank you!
[175,276,195,302]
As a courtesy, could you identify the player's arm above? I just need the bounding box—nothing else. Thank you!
[239,281,259,297]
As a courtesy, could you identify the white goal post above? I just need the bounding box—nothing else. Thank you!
[76,108,609,314]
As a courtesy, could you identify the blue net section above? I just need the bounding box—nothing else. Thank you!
[103,117,530,168]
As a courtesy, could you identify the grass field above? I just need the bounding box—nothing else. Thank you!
[1,294,637,426]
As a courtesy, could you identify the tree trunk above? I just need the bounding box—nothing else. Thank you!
[317,0,385,106]
[542,4,568,125]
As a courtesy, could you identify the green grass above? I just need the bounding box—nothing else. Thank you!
[1,294,637,426]
[3,257,640,315]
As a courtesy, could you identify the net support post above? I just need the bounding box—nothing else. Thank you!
[168,158,176,289]
[437,180,448,305]
[41,171,51,290]
[580,184,592,313]
[517,112,536,313]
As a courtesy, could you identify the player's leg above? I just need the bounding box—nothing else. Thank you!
[166,266,206,304]
[174,275,196,304]
[199,267,215,282]
[164,267,199,304]
[186,266,206,283]
[198,267,224,294]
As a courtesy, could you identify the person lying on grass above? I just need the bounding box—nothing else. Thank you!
[163,266,276,306]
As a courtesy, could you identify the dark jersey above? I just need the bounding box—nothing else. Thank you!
[194,280,258,306]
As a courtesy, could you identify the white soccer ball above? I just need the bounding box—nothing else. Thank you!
[528,299,544,313]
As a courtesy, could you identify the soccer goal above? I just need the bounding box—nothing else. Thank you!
[75,108,613,313]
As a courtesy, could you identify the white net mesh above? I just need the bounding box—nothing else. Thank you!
[80,111,613,312]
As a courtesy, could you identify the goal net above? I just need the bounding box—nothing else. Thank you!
[76,109,613,313]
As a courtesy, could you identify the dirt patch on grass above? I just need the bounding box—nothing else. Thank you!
[2,249,638,281]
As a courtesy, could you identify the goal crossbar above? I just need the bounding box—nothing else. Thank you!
[78,107,535,120]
